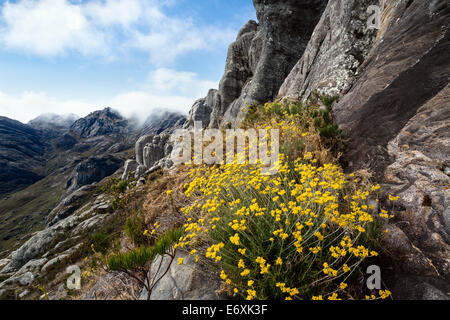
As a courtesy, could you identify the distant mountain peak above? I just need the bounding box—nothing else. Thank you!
[70,107,129,138]
[28,113,80,131]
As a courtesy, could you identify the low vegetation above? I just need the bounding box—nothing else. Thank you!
[172,99,393,300]
[106,227,183,300]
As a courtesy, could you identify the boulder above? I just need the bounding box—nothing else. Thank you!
[0,227,60,274]
[139,251,220,300]
[121,159,138,180]
[135,135,154,166]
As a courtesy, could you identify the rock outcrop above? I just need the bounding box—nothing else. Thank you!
[224,0,328,123]
[46,185,96,227]
[70,107,129,138]
[279,0,378,99]
[139,252,221,300]
[66,155,123,192]
[186,0,328,128]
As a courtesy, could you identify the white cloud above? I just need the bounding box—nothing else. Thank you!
[0,0,107,56]
[146,68,217,98]
[0,90,94,123]
[0,68,217,123]
[0,0,236,64]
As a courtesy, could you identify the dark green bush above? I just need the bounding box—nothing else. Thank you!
[124,211,147,246]
[90,232,112,254]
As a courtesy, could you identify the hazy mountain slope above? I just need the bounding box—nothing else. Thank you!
[0,117,47,196]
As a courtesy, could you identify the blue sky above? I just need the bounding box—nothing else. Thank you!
[0,0,256,123]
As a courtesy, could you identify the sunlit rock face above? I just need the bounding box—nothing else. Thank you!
[186,0,328,128]
[279,0,379,100]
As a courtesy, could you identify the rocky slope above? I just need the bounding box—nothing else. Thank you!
[0,108,186,298]
[0,117,48,196]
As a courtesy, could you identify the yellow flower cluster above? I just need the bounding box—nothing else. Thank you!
[176,101,392,300]
[276,282,300,298]
[205,243,224,262]
[255,257,271,275]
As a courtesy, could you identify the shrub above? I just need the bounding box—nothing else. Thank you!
[179,154,389,300]
[90,232,112,254]
[124,211,148,246]
[320,95,339,109]
[102,178,128,195]
[111,180,128,194]
[106,227,184,300]
[111,197,122,211]
[176,100,391,300]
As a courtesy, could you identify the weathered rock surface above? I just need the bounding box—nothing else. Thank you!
[223,0,328,124]
[121,159,138,181]
[133,133,173,179]
[185,0,328,128]
[46,185,96,226]
[1,227,60,274]
[66,155,123,191]
[279,0,378,99]
[70,107,129,138]
[139,252,221,300]
[186,90,220,129]
[135,135,155,166]
[333,0,449,176]
[143,133,171,169]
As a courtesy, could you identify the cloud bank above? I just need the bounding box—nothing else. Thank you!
[0,0,236,64]
[0,68,217,123]
[0,0,240,123]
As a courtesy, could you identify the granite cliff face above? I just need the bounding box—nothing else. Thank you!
[187,0,328,128]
